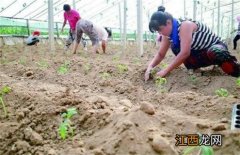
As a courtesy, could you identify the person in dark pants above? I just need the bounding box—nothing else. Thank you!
[145,11,240,81]
[233,16,240,50]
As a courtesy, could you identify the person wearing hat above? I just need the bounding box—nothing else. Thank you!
[61,4,80,50]
[26,30,40,46]
[72,18,112,54]
[233,15,240,50]
[145,10,240,81]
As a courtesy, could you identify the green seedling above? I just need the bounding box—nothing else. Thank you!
[36,60,49,69]
[19,57,26,65]
[215,88,229,97]
[100,72,111,80]
[83,63,91,75]
[155,77,167,93]
[150,68,157,77]
[183,145,214,155]
[236,78,240,87]
[132,58,141,65]
[112,55,120,62]
[155,77,167,87]
[0,86,11,117]
[183,133,214,155]
[160,63,168,69]
[117,64,128,73]
[58,108,77,140]
[57,61,70,74]
[189,75,197,84]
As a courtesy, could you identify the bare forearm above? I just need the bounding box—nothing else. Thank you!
[165,52,189,73]
[148,52,164,68]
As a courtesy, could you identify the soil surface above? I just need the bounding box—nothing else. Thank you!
[0,43,240,155]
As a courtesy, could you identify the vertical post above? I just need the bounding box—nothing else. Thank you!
[217,0,220,36]
[231,0,234,36]
[221,16,224,37]
[212,10,215,31]
[26,19,30,36]
[193,0,197,21]
[56,22,59,38]
[119,3,122,43]
[48,0,55,52]
[72,0,76,10]
[200,2,203,22]
[184,0,186,18]
[123,0,127,49]
[162,0,164,6]
[137,0,143,56]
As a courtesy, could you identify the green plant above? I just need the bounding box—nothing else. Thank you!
[215,88,229,97]
[0,86,11,117]
[155,77,167,93]
[112,55,120,62]
[150,68,157,77]
[236,78,240,87]
[36,60,49,69]
[155,77,167,87]
[189,75,197,84]
[183,133,214,155]
[160,63,168,69]
[132,58,140,65]
[57,61,70,74]
[83,63,91,74]
[117,64,128,73]
[183,145,214,155]
[58,108,77,140]
[100,72,111,80]
[19,57,26,65]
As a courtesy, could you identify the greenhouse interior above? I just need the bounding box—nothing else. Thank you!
[1,0,240,155]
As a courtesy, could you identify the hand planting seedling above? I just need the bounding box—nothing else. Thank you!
[57,61,70,74]
[215,88,229,97]
[0,86,11,117]
[117,64,128,74]
[150,68,157,77]
[236,78,240,87]
[58,107,77,140]
[100,72,111,80]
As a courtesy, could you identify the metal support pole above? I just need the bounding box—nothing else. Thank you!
[119,3,122,43]
[184,0,186,18]
[48,0,55,52]
[193,0,197,21]
[137,0,143,56]
[123,0,127,49]
[231,0,234,36]
[212,10,215,31]
[217,0,220,36]
[72,0,76,9]
[26,19,30,36]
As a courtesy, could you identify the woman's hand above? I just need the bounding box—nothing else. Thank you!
[156,69,168,77]
[144,66,153,82]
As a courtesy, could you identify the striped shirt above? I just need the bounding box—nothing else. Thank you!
[178,21,222,50]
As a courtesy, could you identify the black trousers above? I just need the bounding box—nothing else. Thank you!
[233,34,240,50]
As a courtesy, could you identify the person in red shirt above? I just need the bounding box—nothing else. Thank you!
[61,4,80,50]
